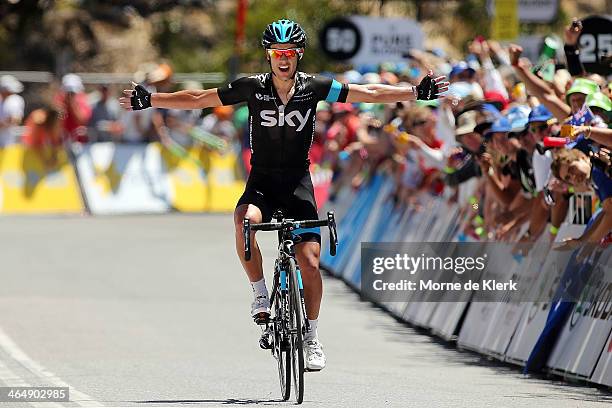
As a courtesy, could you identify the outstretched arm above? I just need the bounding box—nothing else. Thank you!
[151,89,223,110]
[346,71,449,103]
[119,82,223,111]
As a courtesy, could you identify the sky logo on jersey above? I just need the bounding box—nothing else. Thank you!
[260,109,311,131]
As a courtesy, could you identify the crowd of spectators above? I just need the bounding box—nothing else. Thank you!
[319,18,610,249]
[0,17,610,247]
[0,62,240,168]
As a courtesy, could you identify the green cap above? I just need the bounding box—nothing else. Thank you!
[566,78,599,102]
[586,92,612,112]
[415,99,440,108]
[359,102,386,118]
[316,101,331,112]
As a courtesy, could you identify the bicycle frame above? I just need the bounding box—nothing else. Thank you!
[273,229,308,331]
[243,211,338,403]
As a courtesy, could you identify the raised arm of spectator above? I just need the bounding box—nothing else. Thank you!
[563,18,586,77]
[471,40,509,98]
[408,135,447,170]
[478,153,518,206]
[508,44,571,121]
[488,40,511,67]
[573,126,612,148]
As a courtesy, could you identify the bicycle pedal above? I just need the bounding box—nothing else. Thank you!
[253,312,270,325]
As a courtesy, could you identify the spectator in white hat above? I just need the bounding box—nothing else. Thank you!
[53,73,91,143]
[0,75,25,147]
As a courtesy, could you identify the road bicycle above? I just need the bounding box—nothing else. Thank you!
[243,210,337,404]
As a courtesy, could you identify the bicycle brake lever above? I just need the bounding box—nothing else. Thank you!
[327,211,338,256]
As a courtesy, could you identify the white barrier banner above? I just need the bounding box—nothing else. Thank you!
[74,143,171,214]
[590,330,612,387]
[457,245,524,354]
[504,238,558,365]
[320,170,612,388]
[480,241,550,357]
[546,245,612,378]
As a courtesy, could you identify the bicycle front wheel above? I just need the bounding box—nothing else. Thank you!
[273,287,291,401]
[288,257,305,404]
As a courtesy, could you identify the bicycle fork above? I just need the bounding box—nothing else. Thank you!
[295,267,311,335]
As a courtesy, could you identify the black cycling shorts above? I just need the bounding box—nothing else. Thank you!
[236,167,321,244]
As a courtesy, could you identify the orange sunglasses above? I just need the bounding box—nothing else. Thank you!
[267,48,303,59]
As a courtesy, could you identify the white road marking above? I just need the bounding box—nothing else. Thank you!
[0,327,103,407]
[0,358,65,408]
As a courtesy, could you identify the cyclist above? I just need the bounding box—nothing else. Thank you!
[119,19,448,371]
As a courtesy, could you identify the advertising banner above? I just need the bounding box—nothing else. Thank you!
[319,16,423,65]
[203,150,245,212]
[491,0,519,41]
[590,330,612,387]
[320,170,612,387]
[487,0,558,23]
[74,143,170,214]
[75,143,244,214]
[157,144,208,212]
[504,239,560,365]
[546,247,612,379]
[0,145,83,214]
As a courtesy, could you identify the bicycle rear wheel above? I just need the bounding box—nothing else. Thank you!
[288,257,305,404]
[273,287,291,401]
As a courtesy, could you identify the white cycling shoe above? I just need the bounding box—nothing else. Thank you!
[251,295,270,323]
[304,339,326,371]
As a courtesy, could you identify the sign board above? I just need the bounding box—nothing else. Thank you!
[319,16,423,64]
[491,0,519,41]
[0,145,83,214]
[518,35,544,63]
[578,15,612,76]
[518,0,558,22]
[488,0,558,23]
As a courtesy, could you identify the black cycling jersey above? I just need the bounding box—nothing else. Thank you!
[217,72,348,170]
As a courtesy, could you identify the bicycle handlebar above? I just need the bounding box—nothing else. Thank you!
[243,211,338,261]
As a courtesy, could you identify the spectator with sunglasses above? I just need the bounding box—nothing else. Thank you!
[518,105,557,243]
[484,108,537,239]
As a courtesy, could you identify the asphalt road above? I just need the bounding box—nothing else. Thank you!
[0,214,610,408]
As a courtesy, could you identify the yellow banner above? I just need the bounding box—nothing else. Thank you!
[158,143,245,212]
[0,145,83,214]
[204,149,245,212]
[491,0,519,41]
